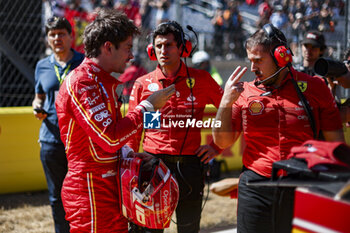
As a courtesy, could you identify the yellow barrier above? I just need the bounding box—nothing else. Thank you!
[0,107,46,194]
[1,106,349,194]
[0,106,243,194]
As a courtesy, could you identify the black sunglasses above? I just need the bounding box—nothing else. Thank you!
[47,16,60,24]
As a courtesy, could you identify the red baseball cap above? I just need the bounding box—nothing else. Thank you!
[288,140,350,171]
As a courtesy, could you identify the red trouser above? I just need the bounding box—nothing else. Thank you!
[62,168,128,233]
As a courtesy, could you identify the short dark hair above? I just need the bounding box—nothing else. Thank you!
[152,21,185,48]
[45,16,72,35]
[245,25,287,53]
[83,9,140,58]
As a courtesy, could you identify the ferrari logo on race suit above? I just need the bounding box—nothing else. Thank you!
[186,78,195,88]
[297,81,307,93]
[248,100,264,115]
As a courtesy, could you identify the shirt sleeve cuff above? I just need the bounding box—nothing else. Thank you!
[136,100,154,112]
[210,140,224,154]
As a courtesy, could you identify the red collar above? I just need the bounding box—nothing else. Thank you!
[83,58,122,85]
[154,61,189,85]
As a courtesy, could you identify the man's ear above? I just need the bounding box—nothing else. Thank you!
[103,41,113,54]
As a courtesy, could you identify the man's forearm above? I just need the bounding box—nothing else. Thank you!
[213,100,238,149]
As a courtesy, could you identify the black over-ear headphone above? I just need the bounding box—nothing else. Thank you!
[147,21,192,61]
[262,24,293,67]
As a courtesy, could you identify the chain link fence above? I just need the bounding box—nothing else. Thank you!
[0,0,44,107]
[0,1,349,107]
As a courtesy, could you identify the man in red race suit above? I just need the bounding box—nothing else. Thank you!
[213,24,345,233]
[127,21,223,233]
[55,9,175,233]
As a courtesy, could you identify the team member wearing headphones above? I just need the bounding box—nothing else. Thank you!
[213,24,344,233]
[127,21,223,233]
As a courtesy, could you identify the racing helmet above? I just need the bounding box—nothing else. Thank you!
[120,156,179,229]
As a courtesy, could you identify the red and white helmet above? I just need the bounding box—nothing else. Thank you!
[120,156,179,229]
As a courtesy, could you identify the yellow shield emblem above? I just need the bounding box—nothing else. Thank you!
[297,81,307,92]
[186,78,195,88]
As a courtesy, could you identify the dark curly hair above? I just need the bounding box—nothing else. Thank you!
[83,9,140,58]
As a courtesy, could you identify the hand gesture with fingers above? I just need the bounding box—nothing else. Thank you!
[222,66,247,106]
[146,84,175,110]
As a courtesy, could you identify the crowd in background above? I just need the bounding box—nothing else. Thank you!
[42,0,346,62]
[256,0,345,61]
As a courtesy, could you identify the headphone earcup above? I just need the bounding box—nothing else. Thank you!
[273,46,293,67]
[181,40,192,58]
[147,44,157,61]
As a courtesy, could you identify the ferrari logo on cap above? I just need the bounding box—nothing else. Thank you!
[186,78,195,88]
[297,81,307,92]
[248,100,264,115]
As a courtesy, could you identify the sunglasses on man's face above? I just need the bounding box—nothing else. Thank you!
[47,16,60,24]
[343,60,350,65]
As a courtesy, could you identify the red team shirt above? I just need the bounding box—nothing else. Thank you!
[232,68,343,177]
[128,62,224,155]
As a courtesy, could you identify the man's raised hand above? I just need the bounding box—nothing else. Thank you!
[222,66,247,106]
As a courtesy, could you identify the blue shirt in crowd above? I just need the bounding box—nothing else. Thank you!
[34,49,84,144]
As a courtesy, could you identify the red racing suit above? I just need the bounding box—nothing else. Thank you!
[55,58,144,233]
[232,68,343,177]
[127,62,223,155]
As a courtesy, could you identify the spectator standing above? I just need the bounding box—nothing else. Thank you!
[32,16,84,233]
[225,1,245,59]
[127,21,224,233]
[213,24,344,233]
[258,0,272,19]
[257,0,272,29]
[212,8,225,60]
[289,12,306,62]
[304,0,320,30]
[55,9,174,232]
[138,0,154,51]
[192,50,223,86]
[297,30,327,76]
[140,0,153,31]
[318,3,335,32]
[150,0,171,26]
[270,4,288,30]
